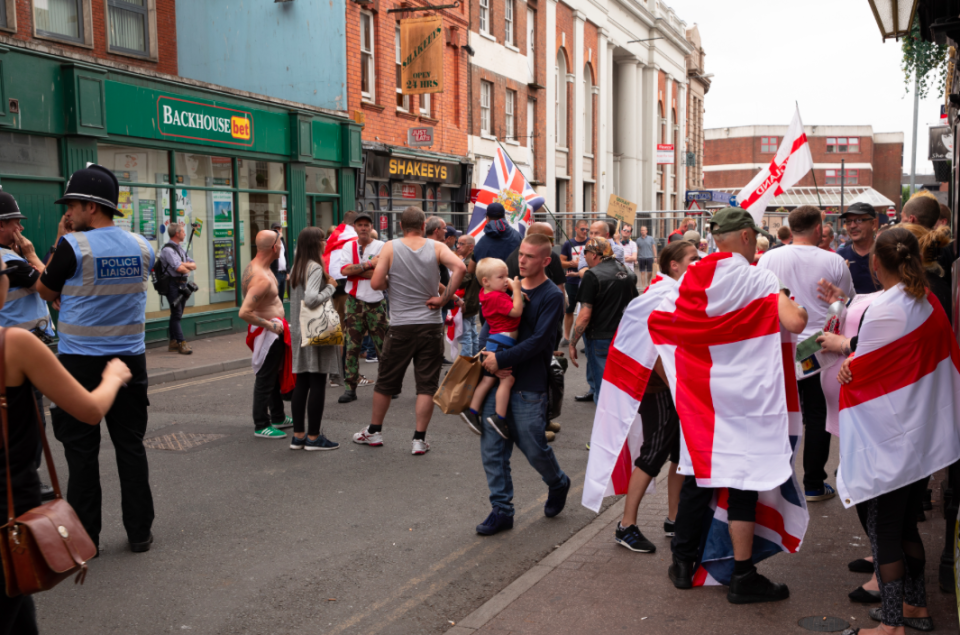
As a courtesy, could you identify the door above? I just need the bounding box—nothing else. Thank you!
[0,179,63,252]
[311,197,338,233]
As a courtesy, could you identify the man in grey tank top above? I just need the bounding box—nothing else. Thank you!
[352,206,466,455]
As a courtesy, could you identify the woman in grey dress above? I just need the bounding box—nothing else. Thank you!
[288,227,342,451]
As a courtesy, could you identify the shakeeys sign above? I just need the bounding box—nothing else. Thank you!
[401,16,444,95]
[157,96,254,147]
[365,154,462,185]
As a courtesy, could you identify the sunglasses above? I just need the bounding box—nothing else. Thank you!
[844,217,872,226]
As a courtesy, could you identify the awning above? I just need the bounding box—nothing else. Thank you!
[710,186,896,209]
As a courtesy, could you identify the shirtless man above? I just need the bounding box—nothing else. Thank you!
[239,230,290,438]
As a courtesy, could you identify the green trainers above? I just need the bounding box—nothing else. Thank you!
[254,425,287,439]
[275,416,294,430]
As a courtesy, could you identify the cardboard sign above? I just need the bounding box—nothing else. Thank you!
[607,194,638,228]
[401,17,444,95]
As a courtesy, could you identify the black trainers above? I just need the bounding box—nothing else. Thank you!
[485,415,510,440]
[338,389,357,404]
[614,523,656,553]
[476,508,514,536]
[460,410,482,435]
[663,517,676,537]
[727,568,790,604]
[668,556,694,589]
[544,475,570,518]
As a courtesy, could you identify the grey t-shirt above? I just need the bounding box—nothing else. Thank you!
[636,235,657,259]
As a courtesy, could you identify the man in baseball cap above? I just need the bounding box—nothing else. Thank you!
[709,207,774,242]
[444,224,461,251]
[836,202,881,294]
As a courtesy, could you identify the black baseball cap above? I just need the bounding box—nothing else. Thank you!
[56,164,121,215]
[445,225,462,239]
[840,202,877,219]
[486,202,506,220]
[710,207,773,240]
[0,187,26,222]
[355,211,374,224]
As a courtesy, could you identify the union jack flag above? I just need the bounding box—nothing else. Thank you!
[468,147,544,239]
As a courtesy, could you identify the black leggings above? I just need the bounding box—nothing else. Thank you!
[855,478,928,627]
[292,373,327,437]
[0,567,38,635]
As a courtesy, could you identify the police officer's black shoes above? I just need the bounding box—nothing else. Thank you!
[129,533,153,553]
[668,556,694,589]
[727,568,789,604]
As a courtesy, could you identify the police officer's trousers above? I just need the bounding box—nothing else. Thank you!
[51,353,154,546]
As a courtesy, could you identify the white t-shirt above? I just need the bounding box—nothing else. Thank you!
[757,244,856,357]
[621,240,638,263]
[336,239,385,303]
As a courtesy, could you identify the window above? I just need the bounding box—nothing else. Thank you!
[760,136,777,153]
[395,25,409,111]
[0,1,6,29]
[826,137,859,153]
[479,0,489,34]
[825,169,858,185]
[420,93,431,117]
[583,65,593,154]
[108,0,149,55]
[526,8,535,79]
[306,167,338,194]
[504,0,514,46]
[505,90,516,140]
[480,81,492,135]
[35,0,84,43]
[360,12,376,101]
[555,51,567,148]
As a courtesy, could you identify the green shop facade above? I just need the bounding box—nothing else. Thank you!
[0,45,362,345]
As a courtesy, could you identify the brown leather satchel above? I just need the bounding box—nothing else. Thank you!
[0,327,96,597]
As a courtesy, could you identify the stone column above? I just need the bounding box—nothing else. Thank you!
[664,73,674,210]
[616,58,638,204]
[573,10,586,216]
[639,64,658,211]
[545,0,557,211]
[676,81,687,209]
[598,28,610,213]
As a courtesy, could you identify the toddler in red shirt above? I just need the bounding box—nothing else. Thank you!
[460,257,523,440]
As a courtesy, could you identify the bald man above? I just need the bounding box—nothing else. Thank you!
[506,222,566,289]
[239,230,291,439]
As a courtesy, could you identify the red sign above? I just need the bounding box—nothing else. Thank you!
[401,184,418,199]
[470,188,480,204]
[380,215,388,231]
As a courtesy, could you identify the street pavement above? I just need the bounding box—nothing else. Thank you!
[35,336,610,634]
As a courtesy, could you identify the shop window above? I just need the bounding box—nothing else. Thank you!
[175,153,232,187]
[760,136,777,153]
[239,160,285,191]
[437,187,452,214]
[98,145,169,184]
[395,25,410,111]
[306,167,338,194]
[504,0,514,46]
[425,186,436,212]
[34,0,89,45]
[239,191,286,269]
[826,137,859,153]
[393,182,421,209]
[479,0,489,35]
[0,133,60,178]
[360,12,376,102]
[107,0,152,57]
[480,81,492,135]
[378,183,390,210]
[505,89,516,141]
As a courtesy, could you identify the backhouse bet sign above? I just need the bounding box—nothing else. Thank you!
[157,96,254,147]
[401,16,444,95]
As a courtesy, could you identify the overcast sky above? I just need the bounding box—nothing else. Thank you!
[671,0,944,176]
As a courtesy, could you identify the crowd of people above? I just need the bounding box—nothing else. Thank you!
[1,157,958,635]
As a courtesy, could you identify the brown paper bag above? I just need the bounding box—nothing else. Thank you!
[433,353,482,415]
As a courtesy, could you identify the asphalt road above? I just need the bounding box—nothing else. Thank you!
[34,356,607,635]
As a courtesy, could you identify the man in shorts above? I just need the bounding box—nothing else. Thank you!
[635,225,657,289]
[353,207,466,455]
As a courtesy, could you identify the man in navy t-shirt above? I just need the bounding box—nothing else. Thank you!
[835,202,881,294]
[559,220,588,344]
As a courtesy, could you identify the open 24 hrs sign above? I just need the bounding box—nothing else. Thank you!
[401,16,444,95]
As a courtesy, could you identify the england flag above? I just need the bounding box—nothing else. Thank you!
[837,288,960,508]
[468,147,544,240]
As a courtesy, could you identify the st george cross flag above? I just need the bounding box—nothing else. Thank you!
[445,301,464,359]
[582,275,679,512]
[736,106,814,224]
[836,287,960,508]
[468,147,544,240]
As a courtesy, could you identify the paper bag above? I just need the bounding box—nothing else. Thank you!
[433,354,481,415]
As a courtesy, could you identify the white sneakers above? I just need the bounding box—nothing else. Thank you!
[352,427,383,447]
[352,427,430,455]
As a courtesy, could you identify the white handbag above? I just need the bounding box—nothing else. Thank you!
[299,297,343,347]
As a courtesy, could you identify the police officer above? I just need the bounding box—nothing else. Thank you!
[37,164,156,553]
[0,187,57,500]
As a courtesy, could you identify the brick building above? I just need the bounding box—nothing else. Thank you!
[685,24,709,190]
[345,0,473,231]
[704,125,905,215]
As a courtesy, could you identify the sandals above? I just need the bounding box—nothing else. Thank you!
[868,608,934,632]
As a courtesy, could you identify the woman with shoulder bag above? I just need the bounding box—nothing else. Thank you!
[0,258,132,635]
[288,227,341,451]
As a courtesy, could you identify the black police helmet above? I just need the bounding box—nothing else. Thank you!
[0,187,26,222]
[55,164,121,215]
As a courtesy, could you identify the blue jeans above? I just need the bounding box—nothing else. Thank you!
[584,337,612,404]
[361,335,376,357]
[480,389,568,516]
[459,314,479,356]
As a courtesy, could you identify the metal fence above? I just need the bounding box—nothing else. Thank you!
[538,210,711,246]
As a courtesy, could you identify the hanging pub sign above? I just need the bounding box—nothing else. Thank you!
[401,16,444,95]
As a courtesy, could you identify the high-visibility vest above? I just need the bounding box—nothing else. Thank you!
[0,248,55,337]
[57,226,155,356]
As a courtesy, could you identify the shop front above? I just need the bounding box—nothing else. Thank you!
[0,46,362,345]
[356,144,473,238]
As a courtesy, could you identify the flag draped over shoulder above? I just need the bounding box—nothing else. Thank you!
[736,106,813,224]
[837,287,960,508]
[323,223,357,274]
[468,146,544,240]
[581,276,678,512]
[650,252,792,491]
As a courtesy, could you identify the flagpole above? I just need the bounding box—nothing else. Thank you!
[493,138,571,244]
[796,101,823,209]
